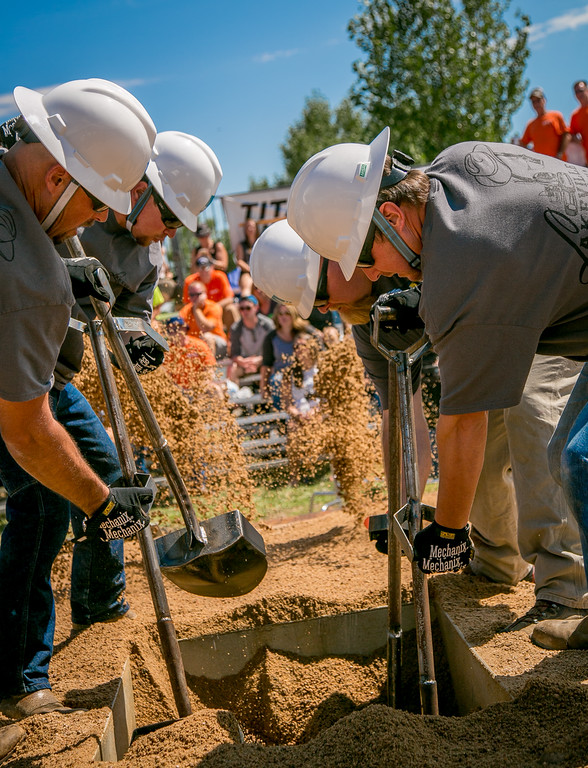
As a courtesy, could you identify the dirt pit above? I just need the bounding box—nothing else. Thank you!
[3,507,588,767]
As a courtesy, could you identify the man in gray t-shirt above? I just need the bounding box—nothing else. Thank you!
[286,136,588,649]
[228,295,274,383]
[0,79,156,720]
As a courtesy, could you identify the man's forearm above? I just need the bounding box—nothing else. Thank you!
[434,411,488,528]
[0,395,109,515]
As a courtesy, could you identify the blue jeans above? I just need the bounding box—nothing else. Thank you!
[0,385,127,698]
[549,363,588,583]
[56,384,127,626]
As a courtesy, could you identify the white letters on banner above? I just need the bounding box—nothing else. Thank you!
[220,186,290,255]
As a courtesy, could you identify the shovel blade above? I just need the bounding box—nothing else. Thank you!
[155,510,268,598]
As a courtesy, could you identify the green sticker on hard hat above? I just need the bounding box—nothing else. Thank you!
[357,162,370,179]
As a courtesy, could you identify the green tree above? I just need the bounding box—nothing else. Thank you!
[279,90,370,182]
[348,0,530,163]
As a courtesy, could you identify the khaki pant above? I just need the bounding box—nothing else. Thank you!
[469,355,588,609]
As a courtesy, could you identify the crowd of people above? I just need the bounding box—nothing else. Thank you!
[1,70,588,763]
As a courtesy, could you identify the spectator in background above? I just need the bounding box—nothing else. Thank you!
[163,317,215,391]
[228,295,274,384]
[195,223,229,272]
[569,80,588,167]
[183,251,239,330]
[519,87,570,160]
[322,325,342,348]
[282,332,321,418]
[180,280,228,359]
[252,283,277,318]
[260,303,307,408]
[235,218,259,296]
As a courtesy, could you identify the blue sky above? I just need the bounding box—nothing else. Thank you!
[2,0,588,206]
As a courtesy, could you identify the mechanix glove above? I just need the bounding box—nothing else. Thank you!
[62,256,114,303]
[79,484,153,543]
[413,521,474,574]
[370,286,424,335]
[125,335,165,375]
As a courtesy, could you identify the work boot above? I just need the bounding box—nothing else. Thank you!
[71,607,137,637]
[532,615,588,650]
[0,724,25,763]
[500,599,588,633]
[0,690,86,720]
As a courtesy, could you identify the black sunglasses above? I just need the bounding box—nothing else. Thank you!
[356,221,376,268]
[313,258,330,307]
[153,190,183,229]
[74,182,109,213]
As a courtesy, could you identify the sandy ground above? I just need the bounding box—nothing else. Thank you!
[2,502,588,768]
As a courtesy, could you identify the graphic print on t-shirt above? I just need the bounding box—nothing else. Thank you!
[0,207,16,261]
[464,144,588,283]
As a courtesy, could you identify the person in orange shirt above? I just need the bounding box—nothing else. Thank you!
[183,251,238,331]
[179,280,228,359]
[569,80,588,166]
[163,317,215,391]
[520,88,570,160]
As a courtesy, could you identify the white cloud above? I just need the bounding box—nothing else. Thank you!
[528,4,588,43]
[253,48,300,64]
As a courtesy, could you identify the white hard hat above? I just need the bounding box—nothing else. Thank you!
[13,79,156,214]
[287,127,390,280]
[250,219,320,319]
[145,131,222,231]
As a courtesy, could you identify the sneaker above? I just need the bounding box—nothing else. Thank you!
[532,615,588,650]
[500,600,588,633]
[71,608,137,637]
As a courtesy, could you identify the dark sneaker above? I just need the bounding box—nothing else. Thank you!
[532,615,588,650]
[500,600,588,633]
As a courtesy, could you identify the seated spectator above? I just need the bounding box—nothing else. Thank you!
[322,325,342,348]
[260,303,307,408]
[163,317,216,391]
[183,252,239,330]
[235,218,259,296]
[227,295,274,384]
[180,281,228,359]
[282,332,321,418]
[252,284,277,319]
[194,223,229,272]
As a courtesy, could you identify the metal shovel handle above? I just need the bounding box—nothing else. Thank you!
[64,235,206,549]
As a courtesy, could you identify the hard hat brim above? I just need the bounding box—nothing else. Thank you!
[338,126,390,280]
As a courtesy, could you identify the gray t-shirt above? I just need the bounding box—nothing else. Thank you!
[0,160,74,401]
[54,212,163,387]
[230,314,274,359]
[421,142,588,415]
[351,276,424,409]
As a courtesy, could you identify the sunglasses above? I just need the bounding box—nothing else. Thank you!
[153,190,183,229]
[74,182,109,213]
[189,291,205,297]
[356,220,376,268]
[239,305,254,311]
[313,258,330,307]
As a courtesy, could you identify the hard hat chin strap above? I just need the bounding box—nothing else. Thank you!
[41,180,79,231]
[125,181,153,232]
[372,209,421,270]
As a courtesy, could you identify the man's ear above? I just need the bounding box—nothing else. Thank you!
[379,201,404,229]
[45,164,70,196]
[130,180,149,204]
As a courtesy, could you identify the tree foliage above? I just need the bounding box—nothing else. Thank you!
[348,0,530,163]
[279,90,370,182]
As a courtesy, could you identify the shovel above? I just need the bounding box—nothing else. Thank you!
[371,306,439,716]
[64,236,268,598]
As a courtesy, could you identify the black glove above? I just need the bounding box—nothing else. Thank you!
[125,336,165,375]
[413,521,474,574]
[62,256,114,303]
[370,286,424,335]
[81,485,153,543]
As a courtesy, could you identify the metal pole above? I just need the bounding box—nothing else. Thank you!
[386,359,403,708]
[396,350,439,716]
[87,319,192,719]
